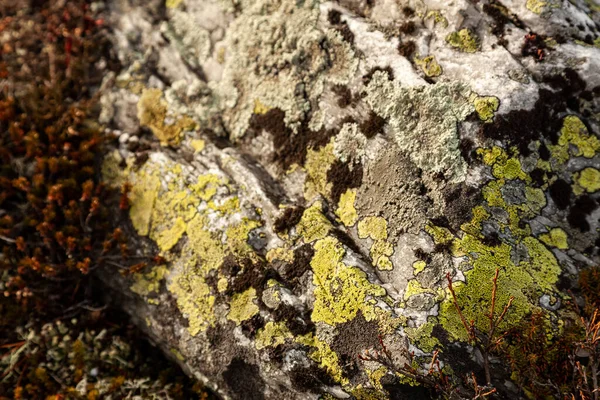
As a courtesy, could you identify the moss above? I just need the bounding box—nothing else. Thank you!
[296,201,332,243]
[336,189,359,227]
[155,217,187,252]
[228,287,260,325]
[539,228,569,250]
[445,29,480,53]
[575,167,600,193]
[474,96,499,123]
[414,55,443,77]
[255,321,292,350]
[311,237,386,325]
[130,265,169,298]
[137,88,195,146]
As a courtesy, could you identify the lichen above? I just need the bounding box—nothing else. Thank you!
[413,260,426,275]
[190,139,205,153]
[526,0,548,14]
[304,141,336,200]
[155,217,187,252]
[574,167,600,193]
[445,29,480,53]
[311,236,386,325]
[129,167,161,236]
[297,201,333,243]
[474,96,499,123]
[539,228,569,250]
[550,116,600,163]
[130,265,169,298]
[255,321,292,350]
[365,71,473,181]
[336,189,358,227]
[227,287,260,325]
[404,319,442,353]
[333,123,367,163]
[414,55,442,77]
[296,333,346,384]
[137,88,195,146]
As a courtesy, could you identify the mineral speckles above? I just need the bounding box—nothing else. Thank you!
[364,71,474,181]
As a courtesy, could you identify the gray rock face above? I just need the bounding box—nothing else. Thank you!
[96,0,600,398]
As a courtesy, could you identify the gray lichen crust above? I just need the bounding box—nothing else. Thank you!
[96,0,600,398]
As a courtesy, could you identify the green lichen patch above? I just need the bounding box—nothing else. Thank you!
[228,287,260,325]
[473,96,500,123]
[255,321,292,350]
[539,228,569,250]
[297,201,333,243]
[414,55,443,78]
[574,167,600,193]
[336,189,358,227]
[550,116,600,163]
[445,29,480,53]
[137,88,196,146]
[130,265,169,298]
[310,237,386,325]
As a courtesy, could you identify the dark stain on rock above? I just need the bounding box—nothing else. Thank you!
[272,303,315,335]
[359,110,386,138]
[397,40,416,58]
[281,244,314,283]
[328,9,342,25]
[482,0,524,37]
[248,108,336,172]
[568,195,598,232]
[443,184,482,232]
[381,374,432,400]
[327,160,363,205]
[289,364,336,393]
[222,358,266,400]
[330,311,380,361]
[336,23,355,44]
[482,69,587,156]
[332,84,353,108]
[522,32,547,61]
[274,205,305,234]
[226,258,282,299]
[240,314,265,339]
[549,179,572,210]
[399,21,416,35]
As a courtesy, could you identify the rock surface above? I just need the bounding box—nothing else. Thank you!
[96,0,600,398]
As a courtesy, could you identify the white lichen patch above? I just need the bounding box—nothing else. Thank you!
[365,71,474,182]
[333,122,367,164]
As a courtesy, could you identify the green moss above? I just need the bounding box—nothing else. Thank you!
[414,55,442,77]
[227,287,260,325]
[336,189,359,227]
[539,228,568,250]
[311,237,386,325]
[473,96,499,123]
[445,29,480,53]
[255,321,292,350]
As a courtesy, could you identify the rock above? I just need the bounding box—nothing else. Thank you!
[96,0,600,398]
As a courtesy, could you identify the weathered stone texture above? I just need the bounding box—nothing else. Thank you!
[96,0,600,398]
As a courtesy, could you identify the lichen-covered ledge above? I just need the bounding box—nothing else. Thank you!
[96,0,600,398]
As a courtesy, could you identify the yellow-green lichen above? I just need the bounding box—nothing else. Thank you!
[304,141,336,200]
[413,260,426,275]
[255,322,292,350]
[551,116,600,162]
[137,88,195,145]
[191,174,227,201]
[371,240,394,271]
[404,319,442,353]
[166,0,183,8]
[414,55,442,77]
[311,237,386,325]
[539,228,569,250]
[155,217,187,252]
[474,96,499,123]
[336,189,358,227]
[169,263,216,336]
[296,333,346,384]
[445,29,480,53]
[130,265,169,298]
[297,201,333,243]
[424,10,448,28]
[129,168,161,236]
[186,214,227,272]
[227,287,260,325]
[357,216,388,240]
[190,139,205,153]
[526,0,547,13]
[575,167,600,193]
